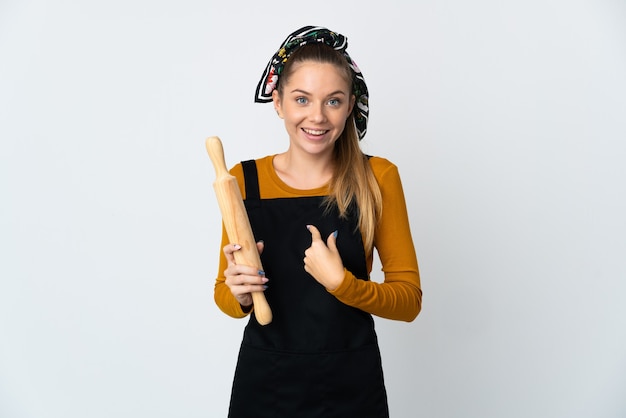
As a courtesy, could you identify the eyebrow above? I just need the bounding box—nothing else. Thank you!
[289,89,347,96]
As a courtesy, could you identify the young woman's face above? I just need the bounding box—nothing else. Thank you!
[273,61,355,157]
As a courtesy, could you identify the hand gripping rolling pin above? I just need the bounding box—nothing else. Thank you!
[205,136,272,325]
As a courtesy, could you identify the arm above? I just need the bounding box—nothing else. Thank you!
[329,160,422,322]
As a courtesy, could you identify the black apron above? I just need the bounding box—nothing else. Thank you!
[228,160,389,418]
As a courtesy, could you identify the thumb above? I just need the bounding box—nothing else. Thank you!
[326,230,339,252]
[306,224,322,242]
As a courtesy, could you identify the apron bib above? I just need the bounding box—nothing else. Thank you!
[228,160,389,418]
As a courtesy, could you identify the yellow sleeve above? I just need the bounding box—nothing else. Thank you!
[329,158,422,321]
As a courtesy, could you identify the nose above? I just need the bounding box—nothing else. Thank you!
[308,102,327,123]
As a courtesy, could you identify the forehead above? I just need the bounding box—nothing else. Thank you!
[283,61,352,93]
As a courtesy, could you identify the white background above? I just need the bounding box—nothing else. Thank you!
[1,1,625,417]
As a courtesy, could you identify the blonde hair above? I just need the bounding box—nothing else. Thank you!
[278,44,382,254]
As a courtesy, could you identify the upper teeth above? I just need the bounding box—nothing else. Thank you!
[305,129,326,135]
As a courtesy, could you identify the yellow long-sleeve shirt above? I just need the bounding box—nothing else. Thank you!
[214,155,422,322]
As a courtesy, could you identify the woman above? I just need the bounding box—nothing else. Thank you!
[214,25,422,418]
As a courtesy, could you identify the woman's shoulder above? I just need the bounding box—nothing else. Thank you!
[229,155,274,175]
[367,156,407,200]
[228,155,275,198]
[367,155,400,179]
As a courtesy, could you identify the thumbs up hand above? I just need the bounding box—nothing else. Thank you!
[303,225,345,291]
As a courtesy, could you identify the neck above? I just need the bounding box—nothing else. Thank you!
[273,148,334,189]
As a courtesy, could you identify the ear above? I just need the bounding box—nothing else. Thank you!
[272,90,283,119]
[348,94,356,116]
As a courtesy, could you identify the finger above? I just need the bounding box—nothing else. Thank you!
[223,243,242,265]
[233,273,268,287]
[306,224,322,242]
[327,230,338,252]
[225,268,269,286]
[231,283,268,298]
[239,268,268,283]
[245,284,268,294]
[256,240,265,255]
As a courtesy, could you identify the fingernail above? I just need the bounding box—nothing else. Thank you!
[262,277,269,283]
[233,244,241,250]
[262,285,268,290]
[258,270,265,275]
[258,240,264,244]
[306,225,311,230]
[333,230,338,238]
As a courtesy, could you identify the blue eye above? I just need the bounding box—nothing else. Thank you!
[328,98,341,106]
[296,97,308,104]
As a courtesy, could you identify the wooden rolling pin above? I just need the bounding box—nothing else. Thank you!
[205,136,272,325]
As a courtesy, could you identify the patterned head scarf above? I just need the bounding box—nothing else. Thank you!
[254,25,369,140]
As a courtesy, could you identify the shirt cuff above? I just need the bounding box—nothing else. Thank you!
[327,268,353,296]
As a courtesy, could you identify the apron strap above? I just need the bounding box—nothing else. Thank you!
[241,159,261,208]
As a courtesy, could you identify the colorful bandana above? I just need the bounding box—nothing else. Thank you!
[254,25,369,140]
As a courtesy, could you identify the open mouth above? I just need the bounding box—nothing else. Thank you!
[302,128,329,136]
